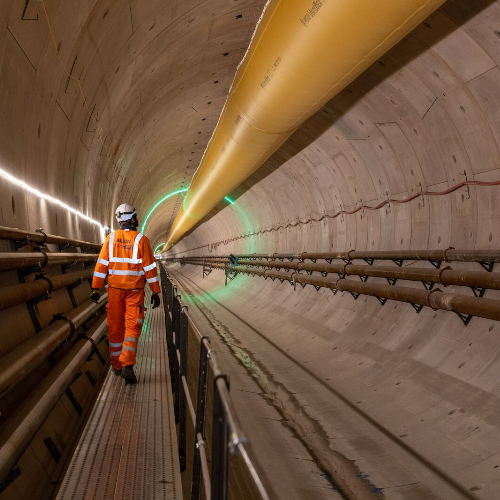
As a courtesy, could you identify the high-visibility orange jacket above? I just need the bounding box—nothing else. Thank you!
[92,229,160,294]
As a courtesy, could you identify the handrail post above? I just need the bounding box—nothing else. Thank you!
[191,338,210,500]
[211,375,229,500]
[173,297,180,424]
[178,307,188,472]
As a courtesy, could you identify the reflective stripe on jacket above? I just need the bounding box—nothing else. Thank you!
[92,229,160,293]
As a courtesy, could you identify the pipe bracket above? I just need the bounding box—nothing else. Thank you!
[437,266,452,287]
[73,333,106,364]
[34,273,53,294]
[50,313,76,342]
[35,228,48,247]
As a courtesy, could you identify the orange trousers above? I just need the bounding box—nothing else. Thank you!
[107,287,145,369]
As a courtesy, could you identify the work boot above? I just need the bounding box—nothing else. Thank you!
[111,367,122,376]
[121,365,137,384]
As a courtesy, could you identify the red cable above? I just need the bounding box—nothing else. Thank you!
[173,179,500,255]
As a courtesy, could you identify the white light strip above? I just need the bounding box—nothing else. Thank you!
[0,167,108,232]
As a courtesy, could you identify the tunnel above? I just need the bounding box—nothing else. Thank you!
[1,0,500,499]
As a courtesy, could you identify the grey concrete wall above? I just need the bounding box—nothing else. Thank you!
[1,0,500,498]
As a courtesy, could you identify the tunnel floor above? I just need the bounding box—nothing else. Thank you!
[54,290,182,500]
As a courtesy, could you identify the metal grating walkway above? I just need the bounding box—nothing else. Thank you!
[55,290,182,500]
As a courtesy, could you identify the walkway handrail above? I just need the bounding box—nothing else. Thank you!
[159,263,275,500]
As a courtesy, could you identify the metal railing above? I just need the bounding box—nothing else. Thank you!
[159,263,275,500]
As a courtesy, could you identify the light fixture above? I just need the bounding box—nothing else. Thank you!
[0,167,106,234]
[154,242,166,254]
[141,187,235,234]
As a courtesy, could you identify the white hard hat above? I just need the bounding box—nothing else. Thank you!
[115,203,137,223]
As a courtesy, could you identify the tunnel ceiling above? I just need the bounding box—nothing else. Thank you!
[0,0,266,242]
[1,0,498,254]
[171,0,500,256]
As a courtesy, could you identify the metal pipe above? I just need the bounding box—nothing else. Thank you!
[0,225,101,250]
[302,250,500,264]
[181,258,500,291]
[0,269,94,312]
[0,252,97,272]
[0,316,107,487]
[196,432,212,500]
[335,279,500,322]
[174,260,500,322]
[170,248,500,265]
[0,294,108,399]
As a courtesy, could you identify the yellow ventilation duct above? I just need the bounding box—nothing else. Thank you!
[165,0,445,248]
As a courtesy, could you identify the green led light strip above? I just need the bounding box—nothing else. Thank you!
[154,243,166,254]
[142,187,234,235]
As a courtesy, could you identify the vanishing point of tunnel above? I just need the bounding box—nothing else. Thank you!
[1,1,500,499]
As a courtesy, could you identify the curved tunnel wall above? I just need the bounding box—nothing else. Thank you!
[168,0,500,497]
[0,0,500,498]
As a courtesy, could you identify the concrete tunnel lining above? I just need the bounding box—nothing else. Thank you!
[1,0,500,498]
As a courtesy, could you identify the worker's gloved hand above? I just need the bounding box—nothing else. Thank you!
[151,293,161,309]
[90,290,100,303]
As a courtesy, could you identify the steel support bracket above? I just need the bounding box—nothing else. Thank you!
[359,275,369,282]
[68,278,83,290]
[410,303,424,314]
[65,387,83,415]
[202,261,212,278]
[471,286,486,298]
[455,312,473,326]
[321,271,329,277]
[428,259,442,269]
[58,241,70,251]
[313,285,321,292]
[307,270,313,275]
[386,277,397,286]
[364,258,374,265]
[70,371,83,385]
[62,261,78,271]
[376,296,387,306]
[348,291,360,300]
[27,291,51,307]
[422,281,435,291]
[21,263,44,276]
[224,268,238,286]
[392,259,404,267]
[478,261,494,272]
[0,464,21,493]
[14,236,30,250]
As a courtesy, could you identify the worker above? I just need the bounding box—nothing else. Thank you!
[90,204,161,384]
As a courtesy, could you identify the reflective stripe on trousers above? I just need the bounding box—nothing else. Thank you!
[106,287,145,370]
